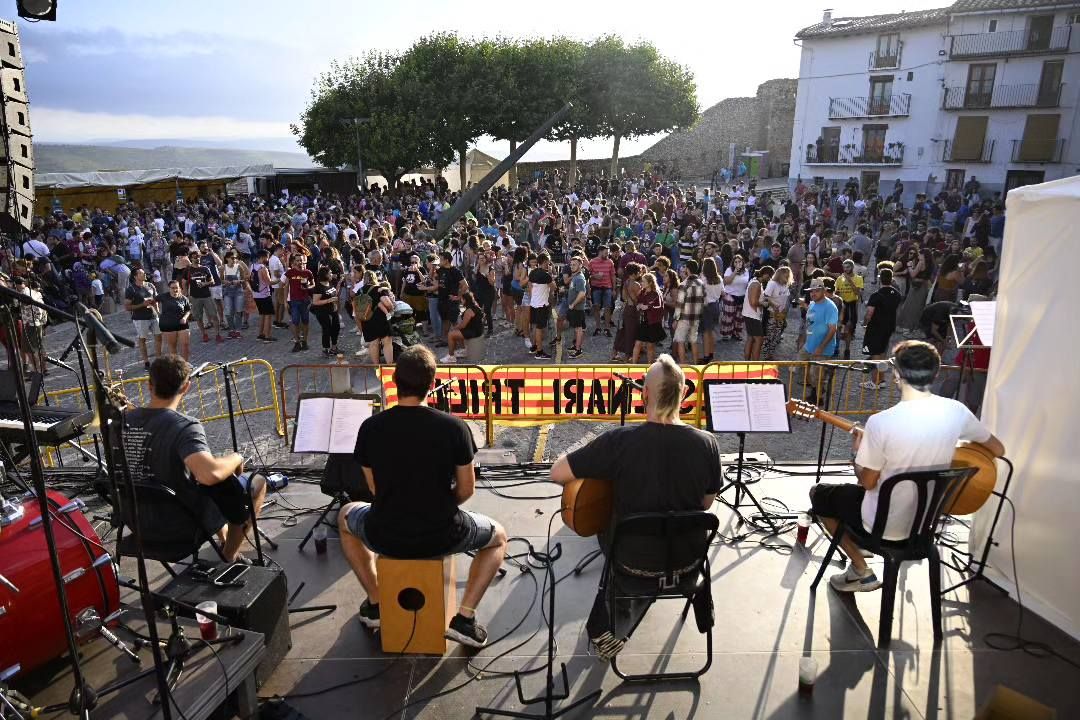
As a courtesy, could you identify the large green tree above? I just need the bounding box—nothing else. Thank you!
[585,37,698,179]
[291,53,456,188]
[545,37,602,189]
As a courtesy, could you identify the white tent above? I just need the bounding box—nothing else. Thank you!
[35,165,273,190]
[974,174,1080,640]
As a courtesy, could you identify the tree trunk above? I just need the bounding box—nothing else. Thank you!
[568,136,578,191]
[459,145,468,192]
[508,139,518,189]
[609,133,621,181]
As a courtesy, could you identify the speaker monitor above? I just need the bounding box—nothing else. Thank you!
[0,134,32,169]
[0,21,23,70]
[0,68,26,104]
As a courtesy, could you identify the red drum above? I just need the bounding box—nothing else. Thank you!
[0,490,119,680]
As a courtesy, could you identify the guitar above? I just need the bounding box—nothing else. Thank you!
[786,399,998,515]
[561,477,614,537]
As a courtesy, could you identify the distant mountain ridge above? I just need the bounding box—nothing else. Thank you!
[36,143,318,174]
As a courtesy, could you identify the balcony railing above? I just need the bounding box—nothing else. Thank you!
[942,83,1063,110]
[869,42,903,70]
[949,25,1071,59]
[1011,137,1065,163]
[805,143,905,165]
[942,139,995,163]
[828,93,911,119]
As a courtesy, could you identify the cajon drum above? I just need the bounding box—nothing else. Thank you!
[376,555,456,654]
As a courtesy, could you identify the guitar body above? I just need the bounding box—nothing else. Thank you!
[947,441,998,515]
[561,477,614,537]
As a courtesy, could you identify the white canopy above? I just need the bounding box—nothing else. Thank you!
[974,174,1080,640]
[35,165,273,190]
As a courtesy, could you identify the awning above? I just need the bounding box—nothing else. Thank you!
[35,165,274,190]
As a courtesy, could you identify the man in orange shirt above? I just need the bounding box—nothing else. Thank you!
[588,245,616,336]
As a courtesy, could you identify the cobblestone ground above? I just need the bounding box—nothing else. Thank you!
[39,273,897,469]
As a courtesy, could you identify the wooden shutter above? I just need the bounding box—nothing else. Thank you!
[1020,114,1059,161]
[953,116,988,161]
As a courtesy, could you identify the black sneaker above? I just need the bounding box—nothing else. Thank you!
[592,328,602,337]
[291,342,302,352]
[568,348,583,359]
[357,599,380,629]
[445,613,487,648]
[604,328,612,337]
[301,341,309,351]
[272,321,289,329]
[535,350,552,360]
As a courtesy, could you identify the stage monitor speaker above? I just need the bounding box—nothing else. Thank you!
[0,20,33,233]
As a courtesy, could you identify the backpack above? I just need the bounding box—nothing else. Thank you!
[354,291,374,322]
[249,263,263,293]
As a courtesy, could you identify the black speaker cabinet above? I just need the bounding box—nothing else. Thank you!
[159,564,291,686]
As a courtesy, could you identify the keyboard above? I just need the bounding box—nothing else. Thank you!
[0,404,94,446]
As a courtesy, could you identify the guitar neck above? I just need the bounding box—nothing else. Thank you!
[814,408,861,434]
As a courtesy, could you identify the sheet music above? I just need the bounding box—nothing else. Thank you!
[327,399,374,454]
[746,383,789,432]
[969,301,996,347]
[707,383,751,432]
[294,397,335,453]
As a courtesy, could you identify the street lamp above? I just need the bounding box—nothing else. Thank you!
[341,117,371,191]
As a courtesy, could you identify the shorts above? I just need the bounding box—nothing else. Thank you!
[702,301,721,331]
[566,308,586,329]
[23,325,44,352]
[210,286,223,300]
[440,301,460,323]
[345,504,496,556]
[591,287,613,310]
[810,483,865,530]
[201,472,259,527]
[673,319,699,343]
[159,323,189,333]
[132,317,160,339]
[254,297,274,316]
[842,301,859,330]
[511,288,524,304]
[189,297,217,326]
[530,305,551,327]
[289,299,311,325]
[744,316,765,337]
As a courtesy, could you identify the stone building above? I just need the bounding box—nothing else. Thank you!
[639,78,797,180]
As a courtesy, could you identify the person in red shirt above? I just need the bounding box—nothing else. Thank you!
[285,253,314,352]
[588,245,616,336]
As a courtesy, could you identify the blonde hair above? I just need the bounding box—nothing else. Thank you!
[773,266,793,286]
[646,354,685,421]
[641,272,658,293]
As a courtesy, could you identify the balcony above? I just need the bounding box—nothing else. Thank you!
[868,42,903,70]
[942,139,995,163]
[942,83,1063,110]
[949,25,1071,59]
[805,143,905,166]
[828,93,911,119]
[1011,137,1065,163]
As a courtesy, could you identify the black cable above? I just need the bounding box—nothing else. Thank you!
[982,496,1080,669]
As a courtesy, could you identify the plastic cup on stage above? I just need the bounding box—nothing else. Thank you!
[313,525,328,555]
[196,601,218,641]
[798,657,818,696]
[796,513,811,546]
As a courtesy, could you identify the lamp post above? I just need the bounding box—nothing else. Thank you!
[342,117,371,191]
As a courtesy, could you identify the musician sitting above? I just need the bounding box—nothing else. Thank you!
[550,354,722,659]
[124,355,267,563]
[810,340,1005,592]
[338,346,507,648]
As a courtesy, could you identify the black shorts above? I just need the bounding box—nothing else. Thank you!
[566,308,586,329]
[440,301,460,322]
[842,301,859,330]
[530,305,551,327]
[255,297,274,316]
[744,317,764,337]
[199,475,255,527]
[810,483,864,529]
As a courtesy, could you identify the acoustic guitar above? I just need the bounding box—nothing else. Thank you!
[786,399,998,515]
[560,477,614,537]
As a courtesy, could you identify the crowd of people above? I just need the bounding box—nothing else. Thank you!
[3,168,1002,383]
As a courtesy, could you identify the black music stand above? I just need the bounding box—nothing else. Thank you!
[705,379,791,537]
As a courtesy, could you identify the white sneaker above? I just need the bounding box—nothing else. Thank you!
[454,348,467,357]
[523,337,533,350]
[859,380,882,390]
[829,565,881,593]
[440,354,456,363]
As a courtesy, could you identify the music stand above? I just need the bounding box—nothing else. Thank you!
[704,379,791,537]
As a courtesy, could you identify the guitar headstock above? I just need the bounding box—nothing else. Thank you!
[786,398,820,422]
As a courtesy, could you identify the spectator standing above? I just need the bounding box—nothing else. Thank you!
[672,260,706,364]
[285,253,314,352]
[125,267,161,370]
[588,245,616,336]
[157,280,192,360]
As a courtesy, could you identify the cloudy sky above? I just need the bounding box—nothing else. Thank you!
[17,0,942,161]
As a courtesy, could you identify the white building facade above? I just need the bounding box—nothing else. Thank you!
[789,0,1080,203]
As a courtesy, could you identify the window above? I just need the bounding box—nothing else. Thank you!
[1018,114,1060,161]
[869,76,894,114]
[862,125,888,162]
[953,116,988,161]
[946,169,965,190]
[1037,60,1064,106]
[1068,12,1080,24]
[988,19,998,32]
[816,127,841,162]
[1027,15,1054,50]
[965,64,996,109]
[874,33,901,68]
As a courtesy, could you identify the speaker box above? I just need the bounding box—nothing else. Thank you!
[0,20,32,232]
[0,21,24,70]
[159,564,292,686]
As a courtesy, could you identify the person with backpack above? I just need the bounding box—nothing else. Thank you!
[250,249,276,343]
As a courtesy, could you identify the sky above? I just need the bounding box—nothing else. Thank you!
[16,0,944,163]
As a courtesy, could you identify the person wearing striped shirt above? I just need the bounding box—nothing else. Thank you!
[672,259,706,364]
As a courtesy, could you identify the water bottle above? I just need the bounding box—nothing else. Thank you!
[330,353,350,393]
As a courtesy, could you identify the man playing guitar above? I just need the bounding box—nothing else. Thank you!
[810,340,1004,592]
[123,355,267,563]
[550,355,722,658]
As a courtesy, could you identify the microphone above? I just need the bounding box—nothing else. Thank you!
[45,355,76,373]
[612,371,644,389]
[76,303,136,353]
[430,378,455,396]
[189,362,215,379]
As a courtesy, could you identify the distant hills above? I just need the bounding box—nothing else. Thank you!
[36,143,318,174]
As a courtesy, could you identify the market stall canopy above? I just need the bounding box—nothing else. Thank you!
[35,165,273,190]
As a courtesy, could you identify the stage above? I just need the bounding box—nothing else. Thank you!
[36,463,1071,719]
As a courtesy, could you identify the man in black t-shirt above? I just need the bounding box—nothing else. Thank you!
[339,346,507,648]
[527,252,556,359]
[123,356,266,562]
[436,251,466,343]
[551,354,722,659]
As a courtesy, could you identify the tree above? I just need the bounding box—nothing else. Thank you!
[584,37,698,179]
[546,37,602,190]
[291,53,456,188]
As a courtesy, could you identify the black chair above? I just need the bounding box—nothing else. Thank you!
[300,453,373,552]
[114,481,226,576]
[600,511,720,682]
[810,466,978,648]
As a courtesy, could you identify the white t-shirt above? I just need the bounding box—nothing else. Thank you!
[268,255,286,287]
[855,395,992,540]
[741,279,763,320]
[763,279,790,312]
[724,268,750,297]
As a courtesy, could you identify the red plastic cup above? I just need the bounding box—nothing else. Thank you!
[796,513,811,546]
[314,525,328,555]
[196,601,218,641]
